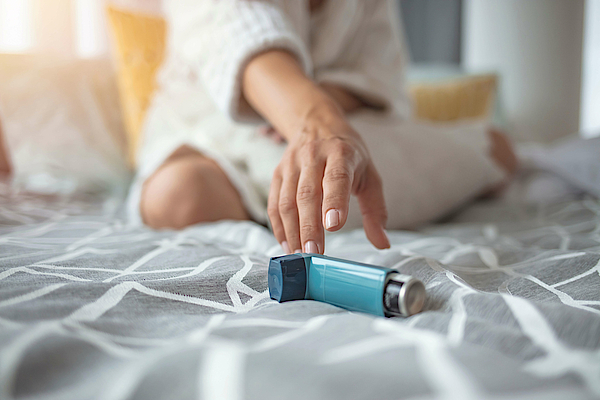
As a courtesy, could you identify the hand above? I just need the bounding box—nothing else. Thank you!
[241,50,389,254]
[267,105,390,254]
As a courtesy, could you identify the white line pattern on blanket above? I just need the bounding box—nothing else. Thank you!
[0,181,599,399]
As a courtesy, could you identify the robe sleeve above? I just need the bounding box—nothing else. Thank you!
[166,0,312,122]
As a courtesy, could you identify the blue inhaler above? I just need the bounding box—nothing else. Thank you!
[268,254,426,317]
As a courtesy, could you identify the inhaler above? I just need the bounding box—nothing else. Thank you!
[268,253,426,317]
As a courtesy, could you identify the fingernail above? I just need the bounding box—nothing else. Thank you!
[304,240,319,254]
[294,249,302,254]
[281,241,291,254]
[325,209,340,230]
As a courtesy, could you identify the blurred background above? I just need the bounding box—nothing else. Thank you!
[0,0,597,143]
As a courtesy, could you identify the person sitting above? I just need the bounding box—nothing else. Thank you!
[123,0,517,255]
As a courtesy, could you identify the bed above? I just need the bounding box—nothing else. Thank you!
[1,158,599,400]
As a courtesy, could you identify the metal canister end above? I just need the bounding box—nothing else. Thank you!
[383,273,426,317]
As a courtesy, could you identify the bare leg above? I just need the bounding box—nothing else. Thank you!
[140,145,250,229]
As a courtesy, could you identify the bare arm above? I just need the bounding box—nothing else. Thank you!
[243,50,389,254]
[242,51,363,138]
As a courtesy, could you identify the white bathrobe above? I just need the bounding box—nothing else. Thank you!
[128,0,504,229]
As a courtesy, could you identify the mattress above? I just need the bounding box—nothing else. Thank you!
[1,178,599,400]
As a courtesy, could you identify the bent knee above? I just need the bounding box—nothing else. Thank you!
[141,156,249,229]
[141,158,217,229]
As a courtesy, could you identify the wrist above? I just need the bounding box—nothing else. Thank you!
[289,87,349,140]
[290,89,369,161]
[319,82,364,114]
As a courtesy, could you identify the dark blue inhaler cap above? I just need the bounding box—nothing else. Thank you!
[268,254,307,302]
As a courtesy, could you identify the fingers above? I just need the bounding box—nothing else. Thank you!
[322,155,353,232]
[268,134,375,254]
[296,160,325,254]
[268,152,327,254]
[278,166,302,253]
[267,170,288,252]
[356,164,390,249]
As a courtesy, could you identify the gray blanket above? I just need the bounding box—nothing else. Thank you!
[1,180,599,400]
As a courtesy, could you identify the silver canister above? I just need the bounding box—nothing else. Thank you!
[383,273,427,317]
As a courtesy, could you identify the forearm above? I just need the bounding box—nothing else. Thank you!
[242,50,347,141]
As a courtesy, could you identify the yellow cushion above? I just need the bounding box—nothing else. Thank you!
[409,74,497,122]
[106,6,166,166]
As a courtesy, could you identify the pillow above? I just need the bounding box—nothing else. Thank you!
[106,5,166,165]
[520,135,600,198]
[0,55,130,196]
[409,74,497,122]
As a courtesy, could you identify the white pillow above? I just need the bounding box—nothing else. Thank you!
[0,55,130,196]
[519,135,600,198]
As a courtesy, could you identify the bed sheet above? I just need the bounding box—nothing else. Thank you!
[0,180,599,400]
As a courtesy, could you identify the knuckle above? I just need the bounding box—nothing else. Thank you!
[278,196,297,214]
[334,140,356,159]
[300,142,319,163]
[267,203,279,218]
[296,184,319,203]
[299,222,317,236]
[323,192,347,207]
[281,159,295,174]
[325,166,352,184]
